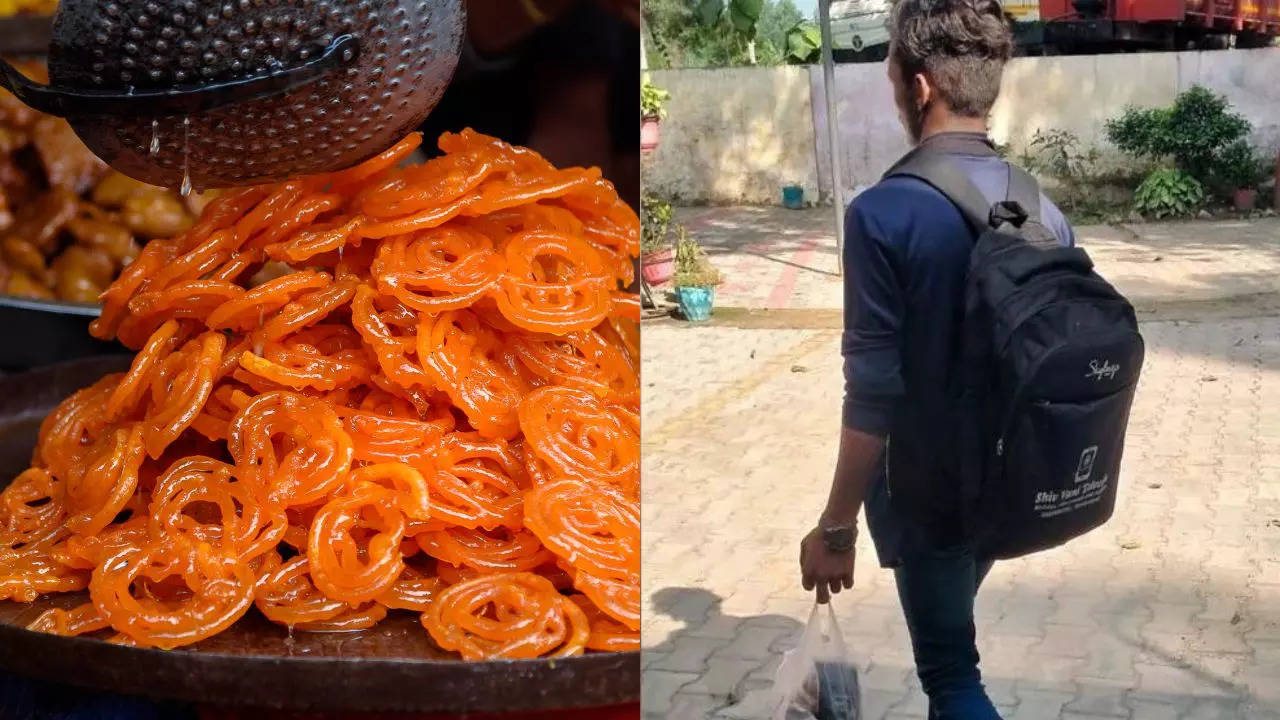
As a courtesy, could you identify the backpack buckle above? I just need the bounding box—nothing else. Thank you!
[989,200,1029,228]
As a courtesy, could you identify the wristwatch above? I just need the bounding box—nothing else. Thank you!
[821,524,856,553]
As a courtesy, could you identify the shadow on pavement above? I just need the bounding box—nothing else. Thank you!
[646,587,804,720]
[678,207,841,279]
[644,579,1269,720]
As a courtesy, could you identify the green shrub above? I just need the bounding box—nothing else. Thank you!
[1020,129,1102,212]
[1105,85,1251,191]
[641,79,670,119]
[673,228,722,288]
[1132,169,1205,219]
[641,194,674,254]
[1214,140,1270,191]
[1016,128,1125,220]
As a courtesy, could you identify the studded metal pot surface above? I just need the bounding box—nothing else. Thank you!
[44,0,463,190]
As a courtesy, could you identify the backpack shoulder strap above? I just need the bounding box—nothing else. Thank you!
[885,151,993,235]
[1006,164,1042,222]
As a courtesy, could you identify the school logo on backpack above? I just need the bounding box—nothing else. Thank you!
[888,149,1144,560]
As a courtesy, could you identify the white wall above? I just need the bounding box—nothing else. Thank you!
[646,48,1280,204]
[814,47,1280,198]
[643,66,820,206]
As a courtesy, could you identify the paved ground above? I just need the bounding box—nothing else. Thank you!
[643,209,1280,719]
[642,315,1280,719]
[663,207,1280,314]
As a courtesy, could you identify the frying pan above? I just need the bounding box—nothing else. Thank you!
[0,296,128,372]
[0,356,640,713]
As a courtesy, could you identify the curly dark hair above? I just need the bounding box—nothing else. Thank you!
[888,0,1014,118]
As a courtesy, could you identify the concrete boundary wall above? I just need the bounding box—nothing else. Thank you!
[646,48,1280,205]
[644,66,819,206]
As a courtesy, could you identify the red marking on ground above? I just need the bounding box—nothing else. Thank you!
[729,241,767,278]
[765,236,820,309]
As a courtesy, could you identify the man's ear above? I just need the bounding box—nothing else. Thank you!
[912,72,933,112]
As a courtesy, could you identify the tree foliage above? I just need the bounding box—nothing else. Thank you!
[643,0,806,68]
[785,21,821,63]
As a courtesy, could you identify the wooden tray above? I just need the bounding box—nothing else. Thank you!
[0,357,639,714]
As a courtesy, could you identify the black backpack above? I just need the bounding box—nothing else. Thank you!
[887,151,1144,560]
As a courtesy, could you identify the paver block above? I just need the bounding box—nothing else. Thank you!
[715,686,777,720]
[995,594,1056,636]
[1188,621,1252,655]
[1196,594,1244,624]
[643,649,672,670]
[1127,699,1184,720]
[1078,630,1141,683]
[1132,663,1234,700]
[1015,654,1085,693]
[1033,624,1094,659]
[863,687,913,720]
[1011,689,1076,720]
[1136,631,1190,667]
[643,670,699,717]
[1066,677,1132,718]
[713,624,795,662]
[657,589,720,625]
[1144,604,1202,634]
[1049,592,1104,628]
[1180,698,1245,720]
[668,691,729,720]
[689,615,747,640]
[643,313,1280,719]
[653,635,735,673]
[683,657,766,698]
[982,634,1042,673]
[861,662,915,692]
[888,686,927,718]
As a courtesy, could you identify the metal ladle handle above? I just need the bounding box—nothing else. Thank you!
[0,34,360,118]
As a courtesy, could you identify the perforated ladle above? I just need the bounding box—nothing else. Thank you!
[0,0,463,189]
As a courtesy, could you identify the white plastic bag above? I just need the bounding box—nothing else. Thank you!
[770,603,862,720]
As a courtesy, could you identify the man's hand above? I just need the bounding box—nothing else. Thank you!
[799,526,855,604]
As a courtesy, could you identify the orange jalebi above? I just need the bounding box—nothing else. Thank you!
[0,129,639,658]
[421,572,590,661]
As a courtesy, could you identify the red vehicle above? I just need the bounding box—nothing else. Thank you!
[1036,0,1280,50]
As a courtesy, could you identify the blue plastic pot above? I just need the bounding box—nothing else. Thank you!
[676,286,714,322]
[782,184,804,209]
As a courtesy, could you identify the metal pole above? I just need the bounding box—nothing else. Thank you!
[640,18,647,72]
[818,0,846,275]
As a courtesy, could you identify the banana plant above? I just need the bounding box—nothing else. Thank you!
[785,21,821,63]
[694,0,765,63]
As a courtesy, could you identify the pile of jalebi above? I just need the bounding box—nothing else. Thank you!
[0,129,640,659]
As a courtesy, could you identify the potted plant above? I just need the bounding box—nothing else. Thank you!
[641,194,676,284]
[1217,141,1267,211]
[672,229,722,323]
[641,77,669,152]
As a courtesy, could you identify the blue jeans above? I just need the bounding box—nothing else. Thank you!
[893,542,1001,720]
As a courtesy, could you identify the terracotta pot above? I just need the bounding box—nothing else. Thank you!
[640,247,674,284]
[1234,187,1258,211]
[640,115,661,152]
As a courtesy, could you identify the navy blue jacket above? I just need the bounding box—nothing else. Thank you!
[841,133,1074,565]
